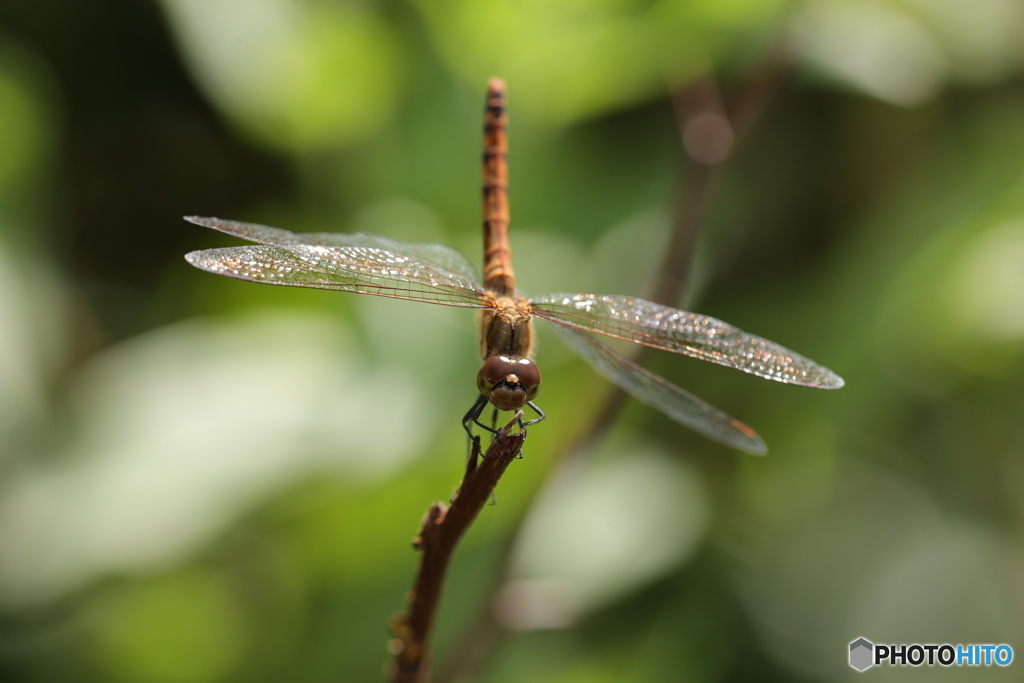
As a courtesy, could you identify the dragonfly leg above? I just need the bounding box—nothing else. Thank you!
[463,395,542,460]
[500,401,545,460]
[521,401,546,428]
[462,394,491,437]
[462,394,497,457]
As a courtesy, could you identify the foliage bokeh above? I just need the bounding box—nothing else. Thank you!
[1,0,1023,681]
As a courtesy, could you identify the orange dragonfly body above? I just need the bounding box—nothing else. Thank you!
[185,78,843,454]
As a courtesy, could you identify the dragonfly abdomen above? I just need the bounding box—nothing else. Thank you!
[482,77,516,296]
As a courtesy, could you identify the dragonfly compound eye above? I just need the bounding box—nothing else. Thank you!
[514,358,542,400]
[478,355,517,395]
[477,355,542,410]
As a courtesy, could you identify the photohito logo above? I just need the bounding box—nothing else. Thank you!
[849,637,1013,671]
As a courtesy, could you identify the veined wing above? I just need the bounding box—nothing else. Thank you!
[184,216,481,283]
[546,322,767,454]
[185,220,492,309]
[529,293,844,389]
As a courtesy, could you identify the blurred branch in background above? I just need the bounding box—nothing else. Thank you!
[435,53,793,683]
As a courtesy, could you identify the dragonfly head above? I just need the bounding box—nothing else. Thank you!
[477,355,541,411]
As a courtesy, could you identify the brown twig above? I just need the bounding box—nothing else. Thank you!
[434,58,793,683]
[388,416,528,683]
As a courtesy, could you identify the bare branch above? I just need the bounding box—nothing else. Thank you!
[388,415,528,683]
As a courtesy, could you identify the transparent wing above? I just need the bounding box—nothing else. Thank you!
[185,219,492,309]
[184,216,481,283]
[530,293,843,389]
[546,322,767,454]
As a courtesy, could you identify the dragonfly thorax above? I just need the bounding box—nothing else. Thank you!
[477,355,541,411]
[479,295,533,359]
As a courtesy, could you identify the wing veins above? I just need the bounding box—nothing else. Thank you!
[186,244,493,310]
[529,293,843,389]
[545,322,767,454]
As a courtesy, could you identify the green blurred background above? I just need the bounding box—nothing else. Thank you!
[1,0,1023,681]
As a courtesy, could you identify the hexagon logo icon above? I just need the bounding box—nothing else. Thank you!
[849,637,874,671]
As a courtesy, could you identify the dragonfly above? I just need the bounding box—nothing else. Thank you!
[185,78,843,454]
